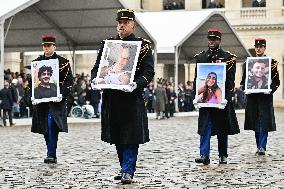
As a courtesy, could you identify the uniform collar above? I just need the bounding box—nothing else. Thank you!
[43,52,57,59]
[116,33,135,40]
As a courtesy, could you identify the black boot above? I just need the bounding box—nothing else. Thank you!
[44,156,57,164]
[121,173,132,184]
[195,155,210,165]
[219,156,227,164]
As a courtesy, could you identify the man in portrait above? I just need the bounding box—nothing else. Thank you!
[247,59,268,89]
[34,65,57,99]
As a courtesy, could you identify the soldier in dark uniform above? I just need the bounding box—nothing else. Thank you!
[240,38,280,155]
[31,36,73,163]
[194,29,240,165]
[91,9,154,184]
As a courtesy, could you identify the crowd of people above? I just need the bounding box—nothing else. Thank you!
[0,69,247,126]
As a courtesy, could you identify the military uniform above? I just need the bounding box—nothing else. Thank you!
[91,9,154,184]
[31,36,73,163]
[240,38,280,155]
[194,29,239,165]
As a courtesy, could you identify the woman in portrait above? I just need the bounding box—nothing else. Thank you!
[198,72,222,104]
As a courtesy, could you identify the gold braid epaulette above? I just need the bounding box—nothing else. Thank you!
[59,60,70,72]
[59,60,71,85]
[271,59,279,80]
[226,51,237,71]
[138,37,152,61]
[194,51,204,58]
[271,60,278,70]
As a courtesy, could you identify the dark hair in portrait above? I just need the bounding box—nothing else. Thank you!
[201,72,219,103]
[38,65,53,78]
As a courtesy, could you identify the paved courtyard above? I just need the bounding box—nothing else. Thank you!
[0,109,284,188]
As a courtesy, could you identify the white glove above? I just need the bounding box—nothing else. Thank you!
[221,99,227,105]
[193,99,198,105]
[263,90,271,94]
[129,82,137,92]
[91,78,103,90]
[120,82,137,93]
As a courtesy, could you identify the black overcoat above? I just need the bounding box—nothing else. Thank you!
[91,34,154,144]
[194,48,240,136]
[31,53,73,134]
[240,57,280,132]
[0,88,13,110]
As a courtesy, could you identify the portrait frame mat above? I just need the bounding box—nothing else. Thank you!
[94,40,142,90]
[244,56,272,94]
[31,58,62,104]
[194,63,226,109]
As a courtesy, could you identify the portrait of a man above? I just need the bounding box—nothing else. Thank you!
[246,58,270,90]
[98,45,131,85]
[34,65,57,99]
[31,58,61,104]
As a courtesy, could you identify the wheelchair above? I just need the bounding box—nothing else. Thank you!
[70,102,94,119]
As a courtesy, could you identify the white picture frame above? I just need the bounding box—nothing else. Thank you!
[194,63,227,109]
[244,56,271,94]
[93,40,142,90]
[31,59,62,104]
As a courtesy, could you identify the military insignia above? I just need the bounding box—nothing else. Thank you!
[194,51,205,58]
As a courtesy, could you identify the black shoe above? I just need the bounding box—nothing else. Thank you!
[219,156,227,164]
[195,155,210,165]
[44,156,57,164]
[258,148,266,156]
[121,172,132,184]
[114,175,122,180]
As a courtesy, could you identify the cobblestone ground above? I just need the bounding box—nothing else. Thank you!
[0,109,284,188]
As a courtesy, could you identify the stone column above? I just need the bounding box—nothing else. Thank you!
[184,63,190,83]
[187,0,202,10]
[225,0,241,22]
[155,63,165,80]
[142,0,163,11]
[4,52,21,72]
[266,0,282,18]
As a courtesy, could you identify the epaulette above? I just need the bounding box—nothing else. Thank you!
[138,37,152,57]
[138,37,152,44]
[194,51,204,58]
[226,51,237,58]
[271,59,278,70]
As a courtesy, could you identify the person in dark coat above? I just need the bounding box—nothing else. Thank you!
[31,36,73,163]
[194,29,240,165]
[154,82,168,119]
[240,38,280,155]
[0,81,15,126]
[91,9,154,184]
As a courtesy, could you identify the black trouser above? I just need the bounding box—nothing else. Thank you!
[3,109,13,126]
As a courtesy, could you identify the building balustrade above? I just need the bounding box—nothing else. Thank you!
[240,7,266,17]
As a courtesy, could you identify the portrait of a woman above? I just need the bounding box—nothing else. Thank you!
[198,72,222,104]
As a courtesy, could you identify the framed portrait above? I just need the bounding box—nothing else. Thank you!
[93,40,142,90]
[244,57,271,94]
[31,58,62,104]
[194,63,226,109]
